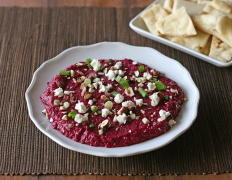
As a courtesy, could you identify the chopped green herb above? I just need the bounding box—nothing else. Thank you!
[105,101,113,109]
[54,100,60,106]
[89,123,95,128]
[68,110,77,119]
[116,76,124,84]
[150,77,157,82]
[120,80,130,89]
[60,70,70,76]
[138,87,149,98]
[184,98,187,101]
[138,65,145,72]
[97,110,102,114]
[86,58,93,68]
[99,65,104,70]
[165,95,169,101]
[84,78,91,85]
[111,91,119,96]
[98,129,103,135]
[91,105,98,112]
[155,81,167,91]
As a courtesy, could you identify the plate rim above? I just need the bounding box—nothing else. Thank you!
[129,0,232,68]
[25,41,200,157]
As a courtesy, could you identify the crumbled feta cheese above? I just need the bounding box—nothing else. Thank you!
[147,82,156,90]
[117,114,127,124]
[169,96,172,99]
[125,87,134,97]
[128,130,132,133]
[93,78,100,83]
[114,94,124,103]
[50,118,54,122]
[170,88,178,94]
[122,101,135,107]
[102,108,111,118]
[140,110,145,114]
[99,85,107,93]
[75,101,87,113]
[105,70,117,81]
[168,120,176,126]
[136,99,143,107]
[114,62,122,69]
[53,87,64,97]
[118,70,124,76]
[73,79,77,83]
[74,114,88,123]
[64,90,75,95]
[157,109,171,122]
[93,82,98,89]
[142,118,150,124]
[106,84,113,90]
[62,115,67,120]
[143,72,152,80]
[132,61,137,65]
[136,77,146,83]
[88,100,93,105]
[135,71,139,77]
[149,92,160,107]
[123,76,127,80]
[90,59,101,71]
[134,87,138,91]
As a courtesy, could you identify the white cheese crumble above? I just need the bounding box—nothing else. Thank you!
[158,109,171,122]
[88,100,93,105]
[105,70,117,81]
[99,85,107,93]
[114,94,124,104]
[50,118,54,122]
[90,59,101,71]
[147,82,156,90]
[74,114,88,123]
[63,102,70,109]
[135,71,139,77]
[93,78,100,83]
[64,90,75,95]
[149,92,160,107]
[170,88,178,94]
[136,77,146,83]
[142,118,150,124]
[53,87,64,97]
[106,84,113,90]
[114,62,122,69]
[134,87,138,91]
[118,70,124,76]
[132,61,137,65]
[136,99,143,107]
[122,101,135,107]
[117,114,127,124]
[168,120,176,126]
[143,72,152,80]
[102,108,111,118]
[75,101,87,113]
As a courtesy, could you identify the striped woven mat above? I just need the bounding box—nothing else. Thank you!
[0,7,232,175]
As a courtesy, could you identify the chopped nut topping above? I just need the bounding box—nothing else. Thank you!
[99,120,110,130]
[142,118,150,124]
[140,110,145,114]
[113,115,117,122]
[84,93,92,99]
[62,115,67,120]
[117,107,129,115]
[124,87,135,97]
[42,109,47,115]
[76,62,83,67]
[70,70,75,77]
[68,124,74,129]
[76,76,85,83]
[89,88,95,93]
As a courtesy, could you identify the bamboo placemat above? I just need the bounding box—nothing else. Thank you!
[0,7,232,175]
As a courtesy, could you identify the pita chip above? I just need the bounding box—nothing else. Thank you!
[197,0,212,6]
[141,4,170,36]
[211,0,232,14]
[192,14,232,47]
[202,35,212,55]
[173,0,204,15]
[163,28,210,53]
[209,36,232,62]
[203,5,232,18]
[156,7,197,37]
[163,0,174,13]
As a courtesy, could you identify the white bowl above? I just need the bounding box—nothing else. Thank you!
[129,0,232,67]
[25,42,200,157]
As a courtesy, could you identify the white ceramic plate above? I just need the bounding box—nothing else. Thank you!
[25,42,200,157]
[129,0,232,67]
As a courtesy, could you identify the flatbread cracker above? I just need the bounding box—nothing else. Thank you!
[156,7,197,37]
[211,0,232,14]
[163,0,174,13]
[202,35,212,55]
[163,28,210,53]
[209,36,232,62]
[173,0,204,15]
[203,5,232,18]
[192,14,232,47]
[141,4,170,36]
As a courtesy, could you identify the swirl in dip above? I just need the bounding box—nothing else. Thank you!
[40,59,184,148]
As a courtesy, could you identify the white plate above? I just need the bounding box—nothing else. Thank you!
[25,42,200,157]
[129,0,232,67]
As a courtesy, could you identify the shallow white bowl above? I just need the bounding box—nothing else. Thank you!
[129,0,232,67]
[25,42,200,157]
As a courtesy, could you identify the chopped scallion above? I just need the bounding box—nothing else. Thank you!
[99,65,104,70]
[105,101,113,109]
[138,87,149,98]
[97,110,102,114]
[91,105,98,112]
[120,80,130,89]
[68,110,77,119]
[150,77,157,82]
[86,58,93,68]
[138,65,145,72]
[89,123,95,128]
[155,81,167,91]
[111,91,119,96]
[60,70,70,76]
[84,78,91,85]
[164,95,169,101]
[99,129,103,135]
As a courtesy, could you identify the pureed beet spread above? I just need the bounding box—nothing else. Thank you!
[40,59,184,148]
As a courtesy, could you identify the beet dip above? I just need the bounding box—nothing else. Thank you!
[40,59,184,148]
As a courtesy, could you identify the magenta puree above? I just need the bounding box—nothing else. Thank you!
[40,59,184,148]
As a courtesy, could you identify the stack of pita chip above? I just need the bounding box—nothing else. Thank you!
[141,0,232,63]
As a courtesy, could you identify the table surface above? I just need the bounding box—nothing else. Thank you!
[0,0,231,180]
